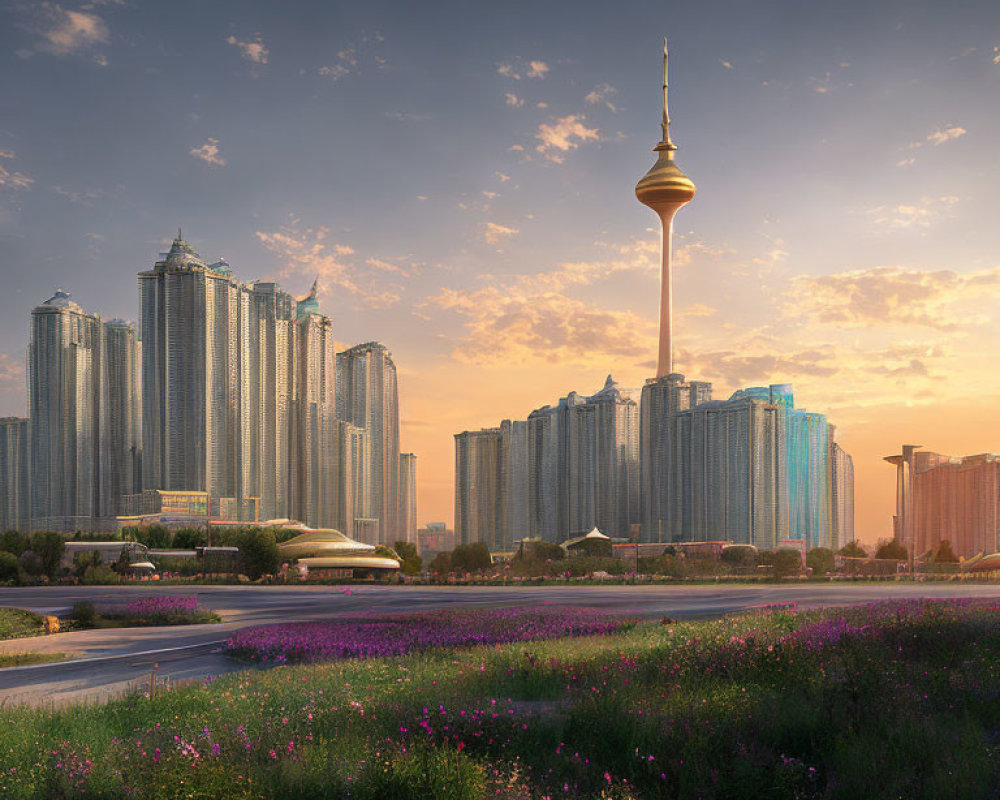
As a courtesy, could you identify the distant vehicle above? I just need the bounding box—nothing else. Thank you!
[62,541,155,575]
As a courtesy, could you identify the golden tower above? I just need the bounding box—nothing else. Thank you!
[636,38,696,379]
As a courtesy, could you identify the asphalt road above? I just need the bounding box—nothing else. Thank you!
[3,582,1000,707]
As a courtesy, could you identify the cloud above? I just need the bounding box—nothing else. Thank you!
[926,126,966,145]
[226,33,269,65]
[679,348,839,386]
[497,59,549,80]
[189,138,226,167]
[424,235,666,365]
[0,152,34,190]
[534,115,599,163]
[495,172,510,182]
[865,195,958,231]
[256,221,401,309]
[482,222,519,244]
[318,32,386,81]
[896,157,916,168]
[504,92,524,108]
[784,264,1000,330]
[0,354,25,390]
[584,83,618,112]
[36,6,108,56]
[719,59,734,70]
[526,60,549,78]
[994,46,1000,65]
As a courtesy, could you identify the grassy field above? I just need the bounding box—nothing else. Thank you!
[3,599,1000,799]
[0,652,65,669]
[0,607,46,641]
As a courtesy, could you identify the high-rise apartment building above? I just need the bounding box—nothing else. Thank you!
[526,377,638,542]
[331,419,366,538]
[399,452,417,545]
[29,290,103,529]
[886,447,1000,560]
[251,281,296,521]
[0,417,30,531]
[639,373,711,541]
[337,342,399,545]
[139,233,252,500]
[455,427,504,549]
[294,286,336,528]
[831,442,854,550]
[100,319,141,517]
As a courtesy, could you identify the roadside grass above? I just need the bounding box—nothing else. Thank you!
[0,607,46,641]
[72,597,222,630]
[0,652,65,669]
[3,600,1000,799]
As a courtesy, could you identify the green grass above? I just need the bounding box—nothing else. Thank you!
[3,600,1000,799]
[0,607,46,641]
[0,652,65,668]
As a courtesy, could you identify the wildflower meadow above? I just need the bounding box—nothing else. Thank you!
[3,599,1000,799]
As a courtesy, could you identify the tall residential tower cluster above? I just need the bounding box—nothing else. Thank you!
[1,233,415,544]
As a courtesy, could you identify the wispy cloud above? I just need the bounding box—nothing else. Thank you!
[719,59,734,70]
[926,126,967,145]
[424,235,665,365]
[34,6,108,56]
[482,222,519,244]
[865,196,959,231]
[504,92,524,108]
[784,264,1000,330]
[535,115,599,163]
[0,354,25,389]
[256,221,401,309]
[497,58,549,80]
[318,32,386,81]
[0,152,34,190]
[189,138,226,167]
[993,46,1000,65]
[584,83,618,112]
[226,33,269,65]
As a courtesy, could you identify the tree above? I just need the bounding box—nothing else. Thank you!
[393,541,423,575]
[875,539,908,561]
[933,540,959,563]
[0,530,30,557]
[720,545,758,569]
[838,541,868,559]
[428,551,452,575]
[72,549,103,578]
[0,551,19,583]
[134,525,171,549]
[451,542,492,572]
[173,528,208,549]
[806,547,835,577]
[771,549,803,578]
[518,540,564,563]
[29,532,65,577]
[235,528,279,580]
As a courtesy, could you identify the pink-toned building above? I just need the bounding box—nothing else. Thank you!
[886,447,1000,559]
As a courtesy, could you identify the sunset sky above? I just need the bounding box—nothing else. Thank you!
[3,0,1000,545]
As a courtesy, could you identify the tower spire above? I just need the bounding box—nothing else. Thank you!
[660,37,675,150]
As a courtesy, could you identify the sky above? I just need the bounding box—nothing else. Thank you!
[2,0,1000,545]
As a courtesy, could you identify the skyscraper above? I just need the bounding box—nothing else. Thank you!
[399,452,417,545]
[29,290,102,529]
[831,442,854,550]
[139,233,252,499]
[454,427,504,549]
[0,417,30,532]
[635,39,696,379]
[337,342,400,545]
[295,282,336,528]
[640,373,711,541]
[100,319,141,517]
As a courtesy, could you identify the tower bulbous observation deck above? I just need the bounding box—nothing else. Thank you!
[635,146,696,209]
